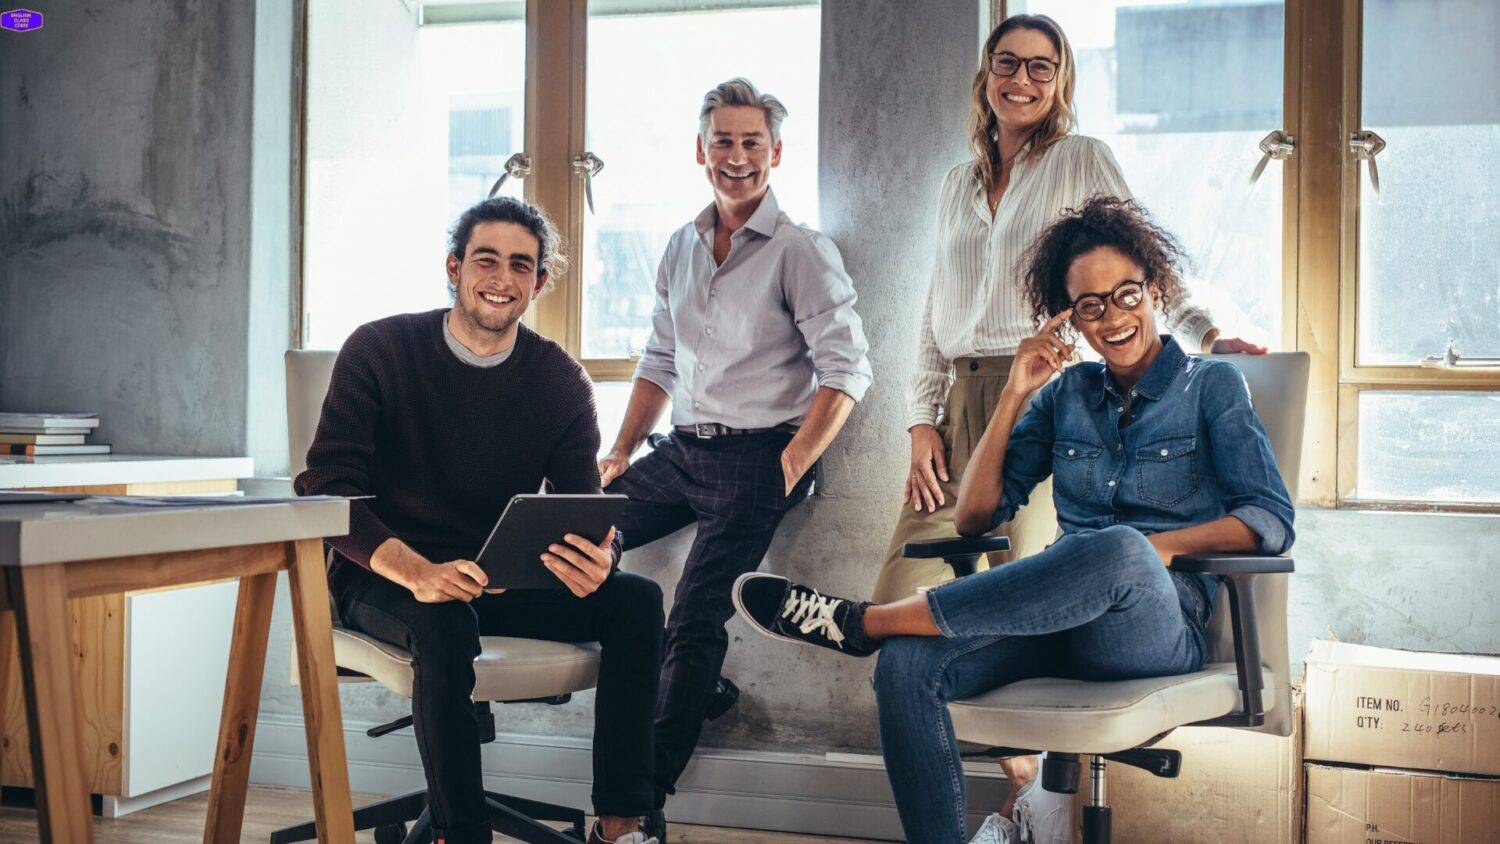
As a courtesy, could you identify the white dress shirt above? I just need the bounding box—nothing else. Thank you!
[908,135,1215,429]
[635,187,873,429]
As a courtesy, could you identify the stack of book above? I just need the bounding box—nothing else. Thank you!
[0,413,111,456]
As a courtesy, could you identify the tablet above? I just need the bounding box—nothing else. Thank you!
[475,494,629,590]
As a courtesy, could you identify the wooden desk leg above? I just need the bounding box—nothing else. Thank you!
[6,566,93,843]
[285,539,354,843]
[0,611,11,783]
[203,569,278,842]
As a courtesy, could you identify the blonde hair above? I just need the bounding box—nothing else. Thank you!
[968,14,1078,191]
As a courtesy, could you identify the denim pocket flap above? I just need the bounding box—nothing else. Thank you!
[1137,435,1197,462]
[1054,440,1102,460]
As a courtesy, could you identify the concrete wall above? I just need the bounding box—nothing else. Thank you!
[0,0,257,458]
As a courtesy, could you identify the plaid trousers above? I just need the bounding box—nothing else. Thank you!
[607,428,814,802]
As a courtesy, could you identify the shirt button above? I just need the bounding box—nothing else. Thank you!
[1160,448,1170,457]
[693,401,701,409]
[1067,448,1076,457]
[705,327,714,335]
[710,289,717,296]
[697,364,705,371]
[1107,480,1116,487]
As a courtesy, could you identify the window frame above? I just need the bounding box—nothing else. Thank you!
[1323,0,1500,512]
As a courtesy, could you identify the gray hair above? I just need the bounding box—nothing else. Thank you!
[698,77,788,143]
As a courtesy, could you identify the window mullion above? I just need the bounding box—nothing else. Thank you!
[527,0,588,357]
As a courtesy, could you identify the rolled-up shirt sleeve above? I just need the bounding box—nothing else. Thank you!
[1203,363,1296,555]
[989,381,1059,529]
[633,240,679,394]
[782,232,873,402]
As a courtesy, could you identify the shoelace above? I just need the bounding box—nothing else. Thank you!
[1014,798,1033,843]
[780,587,846,646]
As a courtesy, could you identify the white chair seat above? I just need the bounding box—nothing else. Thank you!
[332,626,601,702]
[947,662,1276,754]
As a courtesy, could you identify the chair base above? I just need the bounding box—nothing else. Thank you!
[268,787,587,844]
[957,747,1183,844]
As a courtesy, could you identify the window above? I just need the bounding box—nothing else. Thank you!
[1011,0,1287,349]
[302,0,820,376]
[580,2,821,361]
[301,2,525,351]
[1341,0,1500,506]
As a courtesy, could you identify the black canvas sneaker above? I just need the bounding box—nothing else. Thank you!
[732,573,878,657]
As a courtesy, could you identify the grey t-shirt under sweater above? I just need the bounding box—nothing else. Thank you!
[442,311,515,367]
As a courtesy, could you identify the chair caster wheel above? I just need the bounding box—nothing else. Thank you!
[373,822,408,844]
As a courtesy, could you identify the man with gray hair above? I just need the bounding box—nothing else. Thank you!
[599,77,872,834]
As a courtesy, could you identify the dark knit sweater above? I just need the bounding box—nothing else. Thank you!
[295,309,611,596]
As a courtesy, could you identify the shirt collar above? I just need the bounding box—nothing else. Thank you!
[1091,335,1188,407]
[693,186,782,240]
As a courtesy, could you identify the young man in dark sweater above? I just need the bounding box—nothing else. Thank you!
[296,197,663,844]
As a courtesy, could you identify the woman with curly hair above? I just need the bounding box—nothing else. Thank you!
[731,196,1295,844]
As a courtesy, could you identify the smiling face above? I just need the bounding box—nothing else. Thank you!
[696,104,782,209]
[1065,246,1164,378]
[985,27,1060,138]
[445,221,547,336]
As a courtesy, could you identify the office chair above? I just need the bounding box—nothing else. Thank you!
[903,352,1307,844]
[276,350,603,844]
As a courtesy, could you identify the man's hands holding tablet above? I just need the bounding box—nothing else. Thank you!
[372,527,616,603]
[541,527,617,598]
[372,537,492,603]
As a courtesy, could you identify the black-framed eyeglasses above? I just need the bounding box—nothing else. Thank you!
[1070,279,1149,322]
[988,52,1059,83]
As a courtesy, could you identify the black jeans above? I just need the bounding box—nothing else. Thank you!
[334,567,665,844]
[607,430,814,804]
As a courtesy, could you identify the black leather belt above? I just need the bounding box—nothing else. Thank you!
[674,422,799,439]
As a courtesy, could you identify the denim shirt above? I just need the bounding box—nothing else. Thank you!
[992,336,1296,619]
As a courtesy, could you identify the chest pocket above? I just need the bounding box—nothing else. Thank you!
[1136,435,1200,507]
[1052,439,1102,501]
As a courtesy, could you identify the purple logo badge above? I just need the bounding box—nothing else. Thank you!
[1,9,43,32]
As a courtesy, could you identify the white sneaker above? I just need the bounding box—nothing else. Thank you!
[587,822,659,844]
[1011,772,1074,844]
[970,811,1021,843]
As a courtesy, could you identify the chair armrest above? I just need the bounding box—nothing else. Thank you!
[902,536,1012,579]
[1174,555,1294,728]
[1171,553,1294,575]
[902,535,1012,560]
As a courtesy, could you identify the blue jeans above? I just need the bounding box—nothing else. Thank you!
[873,525,1212,844]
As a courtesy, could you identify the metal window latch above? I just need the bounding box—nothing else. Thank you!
[1349,130,1387,197]
[1420,339,1500,369]
[1248,130,1295,186]
[488,152,532,198]
[573,151,605,214]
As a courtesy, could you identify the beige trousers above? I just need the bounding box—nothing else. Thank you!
[871,356,1058,603]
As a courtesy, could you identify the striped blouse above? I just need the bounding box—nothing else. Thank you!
[907,135,1215,430]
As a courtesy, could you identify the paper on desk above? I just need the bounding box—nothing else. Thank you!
[85,494,362,507]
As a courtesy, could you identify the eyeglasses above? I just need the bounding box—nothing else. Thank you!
[988,52,1059,83]
[1069,279,1149,322]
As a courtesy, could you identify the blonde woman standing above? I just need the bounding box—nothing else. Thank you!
[870,13,1264,840]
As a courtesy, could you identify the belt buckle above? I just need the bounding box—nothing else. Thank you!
[693,423,716,439]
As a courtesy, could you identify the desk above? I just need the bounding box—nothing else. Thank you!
[0,455,254,813]
[0,498,354,843]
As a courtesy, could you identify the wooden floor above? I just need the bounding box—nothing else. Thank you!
[0,786,882,843]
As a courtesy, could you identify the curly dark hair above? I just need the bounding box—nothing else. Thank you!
[1022,195,1190,332]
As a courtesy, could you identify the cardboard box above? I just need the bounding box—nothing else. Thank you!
[1071,696,1302,843]
[1303,763,1499,843]
[1303,640,1500,777]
